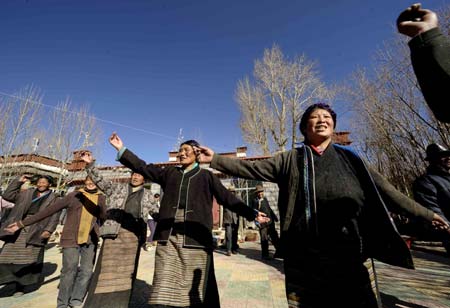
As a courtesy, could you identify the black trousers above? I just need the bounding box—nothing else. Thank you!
[259,223,280,257]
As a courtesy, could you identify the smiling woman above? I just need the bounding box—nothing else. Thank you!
[196,102,450,308]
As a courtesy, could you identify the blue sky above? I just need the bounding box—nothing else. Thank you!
[0,0,446,165]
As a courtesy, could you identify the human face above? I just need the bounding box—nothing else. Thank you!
[438,155,450,171]
[84,178,97,190]
[305,108,334,146]
[257,191,264,199]
[131,173,145,187]
[36,178,50,192]
[177,144,197,168]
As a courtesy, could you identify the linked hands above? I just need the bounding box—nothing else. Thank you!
[432,213,450,234]
[194,145,215,163]
[3,222,20,234]
[40,230,52,239]
[397,3,438,38]
[255,211,270,224]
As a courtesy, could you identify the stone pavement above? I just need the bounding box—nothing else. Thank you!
[0,241,449,308]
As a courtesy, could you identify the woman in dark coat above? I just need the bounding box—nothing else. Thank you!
[197,103,450,308]
[109,133,269,308]
[0,175,59,296]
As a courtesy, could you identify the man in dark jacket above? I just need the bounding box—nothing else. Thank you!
[251,184,280,259]
[397,4,450,123]
[413,143,450,255]
[222,185,240,256]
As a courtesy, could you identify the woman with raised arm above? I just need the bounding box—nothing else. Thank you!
[0,175,58,296]
[109,133,269,308]
[197,103,450,308]
[79,152,155,308]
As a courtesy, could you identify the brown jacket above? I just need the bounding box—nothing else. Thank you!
[21,190,107,248]
[0,178,59,246]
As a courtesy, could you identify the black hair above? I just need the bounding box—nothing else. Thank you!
[31,174,54,186]
[299,103,337,136]
[180,140,200,148]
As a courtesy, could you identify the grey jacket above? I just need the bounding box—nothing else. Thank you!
[0,178,59,246]
[86,163,156,238]
[211,144,434,269]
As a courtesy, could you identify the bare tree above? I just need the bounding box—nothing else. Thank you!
[39,97,101,189]
[236,78,271,155]
[346,5,450,194]
[236,45,332,154]
[0,85,43,184]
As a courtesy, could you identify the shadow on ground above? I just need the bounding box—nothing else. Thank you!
[129,278,152,308]
[381,292,430,308]
[0,262,58,297]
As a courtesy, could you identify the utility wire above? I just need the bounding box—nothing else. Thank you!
[0,90,177,140]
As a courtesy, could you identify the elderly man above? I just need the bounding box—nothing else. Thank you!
[413,143,450,256]
[222,186,240,256]
[251,184,280,260]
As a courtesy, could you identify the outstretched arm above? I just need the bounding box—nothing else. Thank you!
[197,145,282,183]
[370,168,449,232]
[2,175,31,203]
[4,194,68,234]
[397,4,450,122]
[109,133,165,184]
[81,151,115,197]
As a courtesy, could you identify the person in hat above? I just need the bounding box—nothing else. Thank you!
[251,184,280,260]
[0,174,59,296]
[221,185,240,256]
[197,103,450,307]
[413,143,450,255]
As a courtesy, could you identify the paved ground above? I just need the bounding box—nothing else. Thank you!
[0,241,449,308]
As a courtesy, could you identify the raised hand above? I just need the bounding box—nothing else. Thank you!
[397,3,438,38]
[195,145,215,163]
[80,151,94,164]
[109,132,124,151]
[19,174,32,183]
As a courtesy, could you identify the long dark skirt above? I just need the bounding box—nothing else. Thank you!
[83,227,141,308]
[149,234,219,308]
[284,246,379,308]
[0,227,45,286]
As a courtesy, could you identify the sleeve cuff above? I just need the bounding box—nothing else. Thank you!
[409,27,441,49]
[116,147,127,161]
